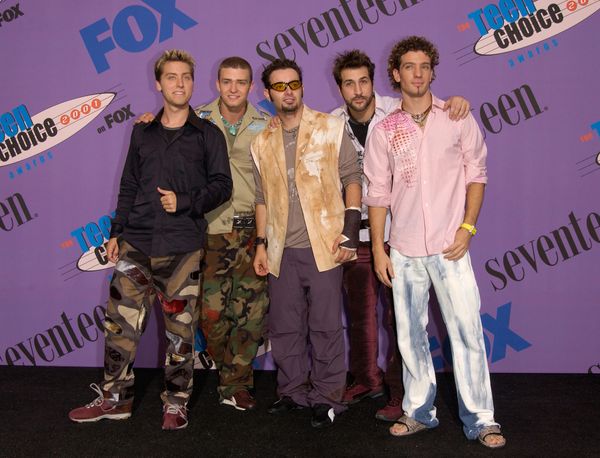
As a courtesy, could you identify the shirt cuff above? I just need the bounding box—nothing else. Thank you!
[109,223,124,239]
[363,196,391,208]
[176,192,191,213]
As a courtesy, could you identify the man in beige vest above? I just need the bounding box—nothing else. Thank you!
[251,58,362,428]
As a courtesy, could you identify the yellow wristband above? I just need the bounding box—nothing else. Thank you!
[460,223,477,236]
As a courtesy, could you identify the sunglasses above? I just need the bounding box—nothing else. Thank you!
[269,80,302,92]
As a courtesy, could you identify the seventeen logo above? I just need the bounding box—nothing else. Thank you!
[0,2,23,27]
[0,192,35,232]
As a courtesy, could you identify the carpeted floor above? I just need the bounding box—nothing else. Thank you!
[1,367,598,457]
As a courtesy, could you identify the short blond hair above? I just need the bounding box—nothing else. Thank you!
[154,49,195,81]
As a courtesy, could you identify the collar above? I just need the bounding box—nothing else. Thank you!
[145,106,203,131]
[429,94,446,113]
[399,93,445,114]
[197,97,267,122]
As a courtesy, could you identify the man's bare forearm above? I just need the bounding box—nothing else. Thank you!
[369,206,388,252]
[255,203,267,238]
[463,182,485,226]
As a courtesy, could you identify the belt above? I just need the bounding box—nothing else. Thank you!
[360,218,370,230]
[232,215,255,229]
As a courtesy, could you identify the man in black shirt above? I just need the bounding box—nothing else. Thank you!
[68,49,232,431]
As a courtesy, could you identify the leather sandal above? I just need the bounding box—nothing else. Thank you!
[389,415,428,437]
[478,425,506,449]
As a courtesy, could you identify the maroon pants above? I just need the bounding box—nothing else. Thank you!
[268,248,347,414]
[343,243,403,398]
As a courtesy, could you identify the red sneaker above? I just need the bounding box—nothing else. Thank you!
[162,403,188,430]
[68,384,132,423]
[220,390,257,411]
[375,396,403,422]
[342,383,384,405]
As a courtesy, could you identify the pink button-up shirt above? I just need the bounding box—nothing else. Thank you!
[363,95,487,257]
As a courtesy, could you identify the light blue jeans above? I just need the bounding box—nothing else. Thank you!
[390,249,499,439]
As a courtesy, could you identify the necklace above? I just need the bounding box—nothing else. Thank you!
[348,112,375,127]
[220,115,243,136]
[409,105,432,126]
[283,126,299,140]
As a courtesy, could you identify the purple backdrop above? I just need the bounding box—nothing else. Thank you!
[1,0,599,372]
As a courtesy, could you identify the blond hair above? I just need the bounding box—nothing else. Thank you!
[154,49,195,81]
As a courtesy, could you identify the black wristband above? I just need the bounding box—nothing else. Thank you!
[254,237,267,248]
[340,208,361,250]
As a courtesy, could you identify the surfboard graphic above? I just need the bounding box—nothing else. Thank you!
[474,0,599,56]
[0,92,116,167]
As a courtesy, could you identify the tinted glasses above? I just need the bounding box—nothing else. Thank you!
[269,80,302,92]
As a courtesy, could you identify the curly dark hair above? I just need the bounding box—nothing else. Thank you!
[260,58,303,89]
[332,49,375,87]
[387,36,439,91]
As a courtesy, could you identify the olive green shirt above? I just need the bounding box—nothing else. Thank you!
[196,99,269,234]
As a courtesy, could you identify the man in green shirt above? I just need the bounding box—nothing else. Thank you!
[196,57,270,411]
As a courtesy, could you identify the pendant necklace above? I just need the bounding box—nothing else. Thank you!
[410,105,432,127]
[221,115,243,136]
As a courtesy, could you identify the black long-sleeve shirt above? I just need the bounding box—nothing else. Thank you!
[110,107,232,256]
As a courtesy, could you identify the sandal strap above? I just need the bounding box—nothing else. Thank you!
[479,425,502,439]
[397,415,427,433]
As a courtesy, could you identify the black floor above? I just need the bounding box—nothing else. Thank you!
[1,367,599,457]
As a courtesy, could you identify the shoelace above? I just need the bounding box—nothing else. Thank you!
[164,404,187,416]
[86,383,105,408]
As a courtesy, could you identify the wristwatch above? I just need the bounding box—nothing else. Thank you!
[460,223,477,236]
[254,237,268,248]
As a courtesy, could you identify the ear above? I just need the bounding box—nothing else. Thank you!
[392,68,401,83]
[155,80,162,92]
[215,78,220,92]
[263,88,270,101]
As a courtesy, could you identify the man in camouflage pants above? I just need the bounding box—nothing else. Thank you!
[196,57,270,411]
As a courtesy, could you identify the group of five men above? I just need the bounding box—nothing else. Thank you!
[67,36,505,448]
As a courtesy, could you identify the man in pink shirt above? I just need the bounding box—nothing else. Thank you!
[363,36,506,449]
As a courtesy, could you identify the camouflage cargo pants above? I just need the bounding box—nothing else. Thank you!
[102,240,203,407]
[201,229,269,398]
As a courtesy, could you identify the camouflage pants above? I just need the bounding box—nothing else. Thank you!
[201,229,269,398]
[102,240,203,406]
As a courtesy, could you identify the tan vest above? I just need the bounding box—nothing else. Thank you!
[251,105,347,277]
[196,99,268,234]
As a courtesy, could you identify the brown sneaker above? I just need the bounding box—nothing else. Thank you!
[220,390,257,411]
[342,383,384,405]
[162,403,188,430]
[68,384,132,423]
[375,396,403,422]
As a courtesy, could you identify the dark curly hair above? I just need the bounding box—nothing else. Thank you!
[387,36,439,91]
[261,58,303,89]
[332,50,375,87]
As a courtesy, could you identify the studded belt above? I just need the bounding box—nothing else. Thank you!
[232,215,255,229]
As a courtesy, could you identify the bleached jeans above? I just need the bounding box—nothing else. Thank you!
[390,248,499,439]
